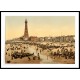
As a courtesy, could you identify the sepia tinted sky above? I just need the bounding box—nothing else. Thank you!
[5,16,75,40]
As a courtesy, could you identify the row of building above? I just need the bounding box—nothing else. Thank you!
[28,35,75,42]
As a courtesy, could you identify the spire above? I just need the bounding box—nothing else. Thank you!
[25,19,27,23]
[24,19,29,40]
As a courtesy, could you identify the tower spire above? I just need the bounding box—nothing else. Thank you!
[24,19,29,40]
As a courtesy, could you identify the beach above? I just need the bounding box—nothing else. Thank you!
[5,42,75,64]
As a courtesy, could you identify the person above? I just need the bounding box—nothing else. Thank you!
[28,57,30,61]
[47,55,48,60]
[53,52,56,59]
[69,48,73,59]
[6,52,7,55]
[40,49,41,54]
[11,53,13,60]
[61,47,65,57]
[57,49,60,57]
[38,53,40,60]
[33,56,36,60]
[38,52,39,57]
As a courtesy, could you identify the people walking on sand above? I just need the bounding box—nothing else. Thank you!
[61,47,65,57]
[57,49,60,57]
[38,53,40,60]
[11,53,13,60]
[69,48,73,59]
[47,55,48,60]
[33,56,36,60]
[40,49,41,54]
[28,57,30,61]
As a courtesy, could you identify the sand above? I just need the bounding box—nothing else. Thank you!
[5,42,75,64]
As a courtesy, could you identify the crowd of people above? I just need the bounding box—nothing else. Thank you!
[5,41,75,63]
[49,47,75,60]
[5,43,40,63]
[31,42,75,60]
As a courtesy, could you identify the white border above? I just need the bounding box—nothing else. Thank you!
[1,12,79,68]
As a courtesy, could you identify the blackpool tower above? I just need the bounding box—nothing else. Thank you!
[23,19,29,40]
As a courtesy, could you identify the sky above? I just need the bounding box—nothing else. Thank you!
[5,16,75,40]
